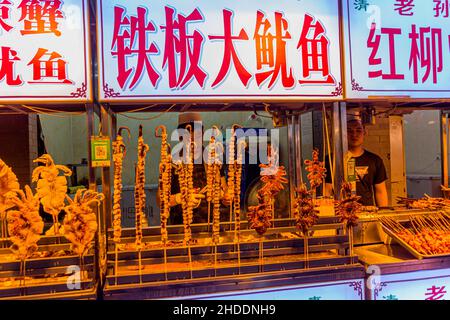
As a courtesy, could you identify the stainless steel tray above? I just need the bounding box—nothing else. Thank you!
[381,225,450,260]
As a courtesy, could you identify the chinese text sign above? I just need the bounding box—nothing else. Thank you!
[97,0,343,102]
[343,0,450,99]
[0,0,92,103]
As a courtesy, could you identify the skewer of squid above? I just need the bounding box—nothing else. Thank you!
[112,127,130,284]
[156,125,172,280]
[206,126,221,235]
[234,140,246,272]
[135,125,149,283]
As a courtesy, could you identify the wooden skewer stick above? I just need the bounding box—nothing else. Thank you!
[259,236,264,273]
[188,244,193,279]
[23,259,26,288]
[214,245,217,277]
[164,245,168,281]
[138,249,142,284]
[304,235,309,269]
[114,245,119,286]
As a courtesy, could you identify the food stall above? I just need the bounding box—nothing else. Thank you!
[96,0,366,300]
[0,0,101,299]
[340,0,450,300]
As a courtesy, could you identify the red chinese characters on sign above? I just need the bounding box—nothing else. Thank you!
[161,7,207,89]
[0,46,22,85]
[367,23,405,80]
[297,13,335,85]
[408,25,443,84]
[425,286,447,300]
[0,0,12,32]
[18,0,64,36]
[111,6,160,90]
[394,0,415,16]
[434,0,449,18]
[27,48,73,84]
[253,10,294,88]
[208,9,252,87]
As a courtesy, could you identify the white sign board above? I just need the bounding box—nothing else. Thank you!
[97,0,343,102]
[0,0,92,103]
[369,268,450,300]
[343,0,450,99]
[177,280,365,300]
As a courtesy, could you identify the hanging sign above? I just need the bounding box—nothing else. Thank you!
[91,136,111,168]
[0,0,92,103]
[343,0,450,100]
[97,0,343,102]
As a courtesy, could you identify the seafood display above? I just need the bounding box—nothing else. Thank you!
[174,125,195,246]
[0,159,20,237]
[293,184,319,236]
[397,195,450,211]
[6,186,44,261]
[248,161,288,236]
[32,154,72,234]
[380,214,450,256]
[233,140,246,241]
[336,182,362,228]
[134,125,149,250]
[112,127,130,244]
[304,148,327,194]
[205,132,223,245]
[156,125,172,245]
[63,189,104,257]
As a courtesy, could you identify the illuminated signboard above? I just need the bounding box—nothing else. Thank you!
[97,0,343,102]
[172,280,365,300]
[343,0,450,99]
[369,268,450,300]
[0,0,92,103]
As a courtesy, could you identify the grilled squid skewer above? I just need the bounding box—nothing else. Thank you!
[156,125,172,245]
[112,127,130,244]
[135,125,149,250]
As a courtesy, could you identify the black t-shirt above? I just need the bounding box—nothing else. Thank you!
[325,150,387,206]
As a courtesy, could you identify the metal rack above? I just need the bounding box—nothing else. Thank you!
[0,235,97,299]
[103,216,360,298]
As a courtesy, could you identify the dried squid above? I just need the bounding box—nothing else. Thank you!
[63,189,104,257]
[32,154,72,234]
[0,158,20,237]
[6,186,44,261]
[112,127,130,244]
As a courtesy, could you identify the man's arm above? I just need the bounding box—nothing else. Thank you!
[374,181,388,207]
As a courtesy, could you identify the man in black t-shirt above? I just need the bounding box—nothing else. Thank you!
[325,119,388,207]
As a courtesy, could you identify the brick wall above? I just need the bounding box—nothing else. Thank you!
[363,115,407,205]
[0,114,38,187]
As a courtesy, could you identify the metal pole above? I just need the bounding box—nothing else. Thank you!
[295,114,303,187]
[86,104,96,191]
[101,104,112,231]
[440,111,449,190]
[287,114,296,218]
[332,102,347,199]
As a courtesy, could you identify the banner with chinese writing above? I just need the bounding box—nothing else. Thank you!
[369,268,450,300]
[97,0,343,102]
[0,0,92,103]
[343,0,450,99]
[177,280,365,300]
